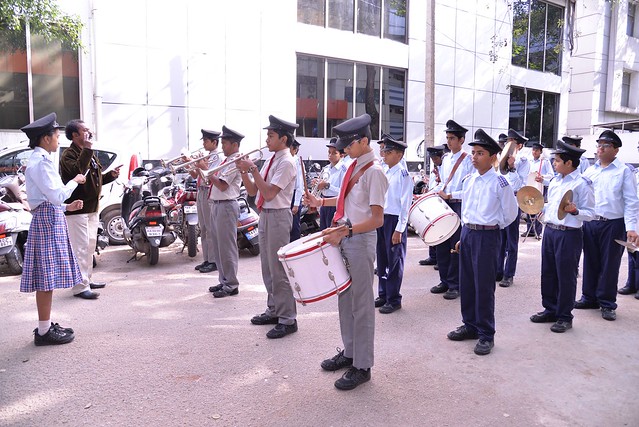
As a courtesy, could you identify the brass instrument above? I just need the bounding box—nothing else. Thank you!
[199,147,268,180]
[516,186,544,215]
[557,190,573,220]
[310,169,330,198]
[160,148,204,168]
[498,141,518,175]
[169,151,219,173]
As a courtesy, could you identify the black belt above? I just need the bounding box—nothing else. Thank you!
[448,199,462,203]
[464,224,499,231]
[212,199,235,204]
[594,215,611,221]
[546,223,580,231]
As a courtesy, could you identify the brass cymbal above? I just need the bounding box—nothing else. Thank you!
[498,141,517,175]
[557,189,573,220]
[516,186,544,215]
[615,239,638,253]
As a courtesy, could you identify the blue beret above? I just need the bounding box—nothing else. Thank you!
[220,126,244,142]
[444,120,468,134]
[597,130,622,147]
[332,114,371,149]
[263,115,299,133]
[469,128,501,154]
[507,129,528,144]
[21,113,64,141]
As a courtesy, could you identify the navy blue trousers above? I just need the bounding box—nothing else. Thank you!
[459,226,499,341]
[376,214,407,306]
[581,218,625,309]
[319,205,336,231]
[498,208,521,278]
[626,250,639,291]
[435,201,461,291]
[428,245,437,261]
[540,227,582,321]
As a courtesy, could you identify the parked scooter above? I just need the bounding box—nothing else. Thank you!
[121,165,176,265]
[93,221,109,268]
[237,196,259,255]
[0,174,32,274]
[163,175,200,257]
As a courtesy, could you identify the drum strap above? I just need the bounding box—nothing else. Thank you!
[442,152,467,192]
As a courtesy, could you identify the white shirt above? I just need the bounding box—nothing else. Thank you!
[427,164,441,192]
[461,168,518,229]
[583,158,639,231]
[383,162,413,233]
[504,153,530,192]
[26,147,78,209]
[434,150,474,199]
[543,170,595,228]
[208,153,242,200]
[529,157,554,185]
[291,155,304,206]
[321,160,347,198]
[258,149,296,210]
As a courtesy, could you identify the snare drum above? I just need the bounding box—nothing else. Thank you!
[278,232,351,305]
[408,194,460,246]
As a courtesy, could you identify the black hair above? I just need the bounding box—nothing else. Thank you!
[559,153,580,168]
[275,129,294,147]
[29,129,55,149]
[65,119,84,140]
[447,131,466,140]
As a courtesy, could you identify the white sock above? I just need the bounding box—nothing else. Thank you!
[38,320,51,336]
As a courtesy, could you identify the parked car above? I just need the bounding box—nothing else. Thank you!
[0,140,126,245]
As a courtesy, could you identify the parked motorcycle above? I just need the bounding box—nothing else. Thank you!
[0,174,32,274]
[237,196,260,255]
[163,175,200,257]
[121,166,176,265]
[93,220,109,268]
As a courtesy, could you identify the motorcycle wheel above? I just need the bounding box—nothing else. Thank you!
[248,245,260,256]
[187,224,197,258]
[147,246,159,266]
[6,246,23,275]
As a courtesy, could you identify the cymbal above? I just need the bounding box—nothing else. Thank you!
[615,239,638,253]
[557,189,573,220]
[517,186,544,214]
[498,141,517,175]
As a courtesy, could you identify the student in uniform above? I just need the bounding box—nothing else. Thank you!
[430,120,474,300]
[575,130,639,321]
[304,113,388,390]
[19,113,86,345]
[236,116,299,339]
[313,138,346,230]
[497,129,530,288]
[289,139,304,241]
[208,126,244,298]
[561,136,590,174]
[530,141,595,332]
[522,141,554,238]
[446,129,518,356]
[419,144,445,267]
[618,165,639,299]
[374,135,412,314]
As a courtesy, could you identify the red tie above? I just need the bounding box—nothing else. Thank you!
[332,159,357,224]
[256,156,276,211]
[207,158,228,199]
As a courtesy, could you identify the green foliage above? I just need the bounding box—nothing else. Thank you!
[0,0,83,53]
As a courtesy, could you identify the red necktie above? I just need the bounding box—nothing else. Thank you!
[433,166,441,184]
[332,159,357,224]
[207,158,228,199]
[256,156,276,211]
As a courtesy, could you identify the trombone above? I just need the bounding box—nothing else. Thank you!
[199,147,268,180]
[169,151,220,173]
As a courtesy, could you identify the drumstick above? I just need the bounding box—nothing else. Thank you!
[301,224,348,244]
[300,156,310,195]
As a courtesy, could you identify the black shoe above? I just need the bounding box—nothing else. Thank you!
[618,285,636,295]
[73,290,100,300]
[499,277,513,288]
[250,312,279,325]
[419,257,437,266]
[574,298,599,309]
[530,311,557,323]
[433,264,439,271]
[379,303,401,314]
[374,297,386,308]
[495,273,503,282]
[266,321,298,339]
[199,262,217,273]
[321,348,353,371]
[601,308,616,321]
[209,284,223,293]
[443,289,459,300]
[447,325,478,341]
[194,261,208,271]
[213,288,239,298]
[89,282,106,289]
[51,322,74,334]
[474,339,494,356]
[334,367,371,391]
[34,325,75,346]
[550,320,572,333]
[430,282,448,294]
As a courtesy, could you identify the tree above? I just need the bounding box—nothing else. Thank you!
[0,0,83,53]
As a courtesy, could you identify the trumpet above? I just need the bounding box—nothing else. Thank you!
[310,169,330,198]
[160,148,205,168]
[199,147,268,179]
[169,151,219,173]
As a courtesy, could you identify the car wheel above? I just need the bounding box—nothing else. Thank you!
[102,206,126,245]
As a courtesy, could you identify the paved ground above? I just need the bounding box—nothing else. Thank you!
[1,228,638,427]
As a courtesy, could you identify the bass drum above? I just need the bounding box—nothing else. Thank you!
[408,194,460,246]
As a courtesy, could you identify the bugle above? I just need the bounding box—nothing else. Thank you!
[160,148,204,168]
[169,151,219,173]
[200,147,268,179]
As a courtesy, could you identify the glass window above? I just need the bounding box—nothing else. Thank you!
[384,0,407,43]
[298,0,325,26]
[509,87,526,133]
[0,148,31,176]
[327,59,353,134]
[622,72,631,107]
[628,3,636,37]
[509,87,558,147]
[355,64,380,138]
[0,27,29,130]
[328,0,354,31]
[357,0,381,37]
[512,0,530,69]
[541,91,557,146]
[527,1,546,72]
[296,55,326,137]
[545,4,563,75]
[381,67,405,140]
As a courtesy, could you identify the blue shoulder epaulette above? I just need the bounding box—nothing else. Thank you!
[497,175,509,188]
[401,169,409,178]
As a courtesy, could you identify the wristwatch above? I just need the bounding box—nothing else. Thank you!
[248,166,257,174]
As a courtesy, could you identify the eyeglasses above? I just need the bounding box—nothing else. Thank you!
[345,138,360,149]
[596,143,613,149]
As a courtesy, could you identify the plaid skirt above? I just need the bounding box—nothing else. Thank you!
[20,202,82,292]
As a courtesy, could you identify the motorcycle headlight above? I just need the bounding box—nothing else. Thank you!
[0,216,17,231]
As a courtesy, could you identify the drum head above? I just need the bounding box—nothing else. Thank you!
[421,213,460,245]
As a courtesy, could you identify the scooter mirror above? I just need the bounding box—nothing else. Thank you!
[144,163,153,171]
[313,163,320,170]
